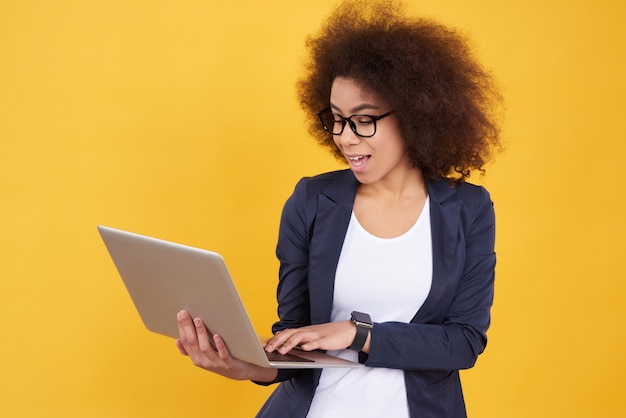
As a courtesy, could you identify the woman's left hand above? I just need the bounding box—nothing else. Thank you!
[264,321,369,354]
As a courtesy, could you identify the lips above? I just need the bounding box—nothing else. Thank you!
[348,155,370,167]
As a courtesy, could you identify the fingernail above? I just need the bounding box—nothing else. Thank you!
[177,311,187,320]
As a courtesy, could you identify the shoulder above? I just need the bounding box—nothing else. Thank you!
[294,169,354,190]
[428,179,492,209]
[291,169,357,202]
[427,179,495,233]
[282,169,354,215]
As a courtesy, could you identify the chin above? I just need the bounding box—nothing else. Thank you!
[351,171,376,185]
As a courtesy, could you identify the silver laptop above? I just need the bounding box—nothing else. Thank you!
[98,225,362,369]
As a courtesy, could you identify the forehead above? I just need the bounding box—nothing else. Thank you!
[330,77,386,112]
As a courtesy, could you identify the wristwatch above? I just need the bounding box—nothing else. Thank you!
[348,311,373,351]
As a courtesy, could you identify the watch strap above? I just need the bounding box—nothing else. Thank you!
[348,322,370,351]
[348,311,372,351]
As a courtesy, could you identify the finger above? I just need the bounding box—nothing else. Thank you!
[262,331,278,349]
[193,317,217,357]
[277,332,309,354]
[176,339,189,356]
[177,313,198,361]
[299,339,321,351]
[177,310,199,347]
[264,329,296,352]
[263,337,276,352]
[212,334,232,362]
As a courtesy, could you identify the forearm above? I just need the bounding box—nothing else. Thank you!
[246,365,279,383]
[366,321,486,371]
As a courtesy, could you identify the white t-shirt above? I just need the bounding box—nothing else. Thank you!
[306,198,433,418]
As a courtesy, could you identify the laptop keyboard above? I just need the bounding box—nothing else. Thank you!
[266,351,315,363]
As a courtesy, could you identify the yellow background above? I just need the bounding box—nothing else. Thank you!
[1,0,624,416]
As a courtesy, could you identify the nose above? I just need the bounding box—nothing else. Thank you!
[336,124,361,146]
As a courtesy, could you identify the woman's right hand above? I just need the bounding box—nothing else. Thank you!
[176,310,278,382]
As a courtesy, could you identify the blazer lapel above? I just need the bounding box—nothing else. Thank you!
[308,171,359,325]
[413,179,463,323]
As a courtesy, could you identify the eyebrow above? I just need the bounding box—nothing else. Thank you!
[329,102,383,114]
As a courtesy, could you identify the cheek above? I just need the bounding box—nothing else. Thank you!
[387,138,410,162]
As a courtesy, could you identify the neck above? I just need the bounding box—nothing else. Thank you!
[358,167,427,204]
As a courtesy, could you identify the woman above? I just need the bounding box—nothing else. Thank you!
[176,1,502,416]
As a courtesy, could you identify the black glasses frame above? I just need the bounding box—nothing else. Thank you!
[317,108,395,138]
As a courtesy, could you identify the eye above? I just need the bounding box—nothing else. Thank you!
[355,116,373,125]
[332,114,344,123]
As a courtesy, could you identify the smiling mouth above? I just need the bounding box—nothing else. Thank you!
[348,155,370,166]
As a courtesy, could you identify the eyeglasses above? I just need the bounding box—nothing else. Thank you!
[317,108,395,138]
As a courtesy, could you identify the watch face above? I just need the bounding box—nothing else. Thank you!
[352,311,372,325]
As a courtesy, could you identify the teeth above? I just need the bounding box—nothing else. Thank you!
[348,155,368,167]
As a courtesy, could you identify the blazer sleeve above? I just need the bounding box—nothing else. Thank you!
[365,186,496,371]
[255,178,313,385]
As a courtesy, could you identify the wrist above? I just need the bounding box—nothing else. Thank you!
[245,364,279,382]
[347,311,373,351]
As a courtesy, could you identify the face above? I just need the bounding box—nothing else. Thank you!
[329,77,412,186]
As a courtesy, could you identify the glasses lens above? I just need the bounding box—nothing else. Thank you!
[320,111,343,134]
[351,115,376,137]
[318,111,378,137]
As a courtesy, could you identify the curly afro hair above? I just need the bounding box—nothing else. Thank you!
[297,0,503,183]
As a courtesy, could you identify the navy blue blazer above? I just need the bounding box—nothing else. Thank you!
[256,169,496,418]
